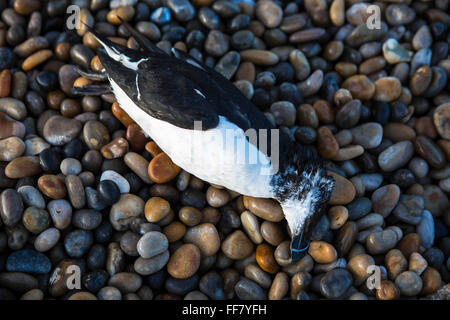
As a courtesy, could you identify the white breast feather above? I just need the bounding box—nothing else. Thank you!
[110,79,275,198]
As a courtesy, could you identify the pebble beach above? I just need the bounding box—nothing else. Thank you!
[0,0,449,300]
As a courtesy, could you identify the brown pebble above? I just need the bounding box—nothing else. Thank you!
[317,127,339,159]
[243,196,284,222]
[0,70,11,98]
[112,102,135,127]
[167,244,201,279]
[100,137,129,159]
[421,267,441,295]
[148,152,181,184]
[38,175,67,199]
[396,233,421,259]
[342,75,375,100]
[376,280,400,300]
[5,156,41,178]
[328,171,356,205]
[126,123,148,152]
[222,230,254,260]
[163,221,186,243]
[256,243,279,274]
[308,241,337,264]
[144,197,171,223]
[269,272,289,300]
[22,49,53,71]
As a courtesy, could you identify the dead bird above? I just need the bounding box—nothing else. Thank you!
[79,22,335,262]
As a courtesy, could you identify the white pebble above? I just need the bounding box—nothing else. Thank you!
[100,170,130,194]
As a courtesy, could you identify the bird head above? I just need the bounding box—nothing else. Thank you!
[271,145,335,261]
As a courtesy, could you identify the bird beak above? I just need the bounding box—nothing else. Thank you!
[290,229,310,262]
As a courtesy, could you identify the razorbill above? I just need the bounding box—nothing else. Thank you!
[82,22,335,262]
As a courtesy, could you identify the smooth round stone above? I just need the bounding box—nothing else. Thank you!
[43,116,82,146]
[124,152,152,184]
[415,135,446,169]
[222,230,254,260]
[5,156,41,178]
[0,137,25,161]
[319,268,352,299]
[167,244,201,279]
[0,272,38,293]
[21,289,44,300]
[328,171,356,205]
[6,249,51,274]
[348,254,374,285]
[97,286,122,300]
[206,186,230,208]
[184,290,208,300]
[179,206,202,226]
[384,123,416,142]
[234,278,266,300]
[134,250,170,276]
[17,185,45,209]
[241,211,263,244]
[395,271,423,296]
[240,50,279,66]
[397,233,421,259]
[64,229,93,258]
[327,206,348,230]
[255,0,282,28]
[22,207,50,234]
[269,272,289,300]
[145,197,170,223]
[120,231,140,256]
[260,221,284,246]
[376,280,400,300]
[242,196,283,222]
[308,241,337,264]
[66,175,86,209]
[409,157,429,178]
[244,264,272,289]
[256,243,279,274]
[166,274,199,296]
[24,137,50,156]
[336,100,361,129]
[82,270,108,294]
[423,185,449,216]
[205,30,229,57]
[199,271,225,300]
[184,223,221,257]
[163,221,186,243]
[47,199,72,230]
[97,180,120,206]
[82,120,110,150]
[393,195,424,225]
[434,103,450,140]
[60,158,82,175]
[34,228,60,252]
[342,75,375,100]
[374,77,402,102]
[38,174,67,199]
[100,170,130,194]
[366,229,398,255]
[137,231,168,259]
[39,148,62,173]
[0,189,24,226]
[409,252,428,276]
[333,145,364,161]
[421,267,441,295]
[371,184,400,217]
[378,141,414,172]
[110,194,144,231]
[108,272,142,293]
[385,249,407,279]
[72,209,102,230]
[101,137,129,160]
[317,127,339,159]
[0,112,26,140]
[350,123,383,149]
[417,210,435,249]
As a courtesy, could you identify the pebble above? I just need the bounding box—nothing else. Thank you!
[83,120,110,150]
[17,185,45,209]
[317,127,339,159]
[376,280,400,300]
[100,170,130,194]
[0,189,24,227]
[371,184,400,217]
[22,207,49,234]
[350,123,382,149]
[241,211,263,244]
[242,196,284,222]
[319,268,352,299]
[34,228,60,252]
[348,254,374,285]
[240,50,279,66]
[409,252,428,276]
[383,38,413,64]
[38,174,67,199]
[47,199,72,230]
[255,1,282,28]
[393,195,424,225]
[184,223,220,257]
[374,77,402,102]
[256,244,279,274]
[378,141,414,172]
[433,103,450,140]
[43,116,82,146]
[366,229,398,255]
[395,271,423,296]
[342,75,375,100]
[234,278,266,300]
[5,155,41,178]
[167,244,201,279]
[134,251,170,276]
[417,210,435,249]
[421,267,441,295]
[6,249,51,274]
[308,241,337,264]
[110,194,144,231]
[222,230,254,260]
[101,137,129,159]
[328,171,356,205]
[124,152,152,184]
[397,233,421,259]
[137,231,168,259]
